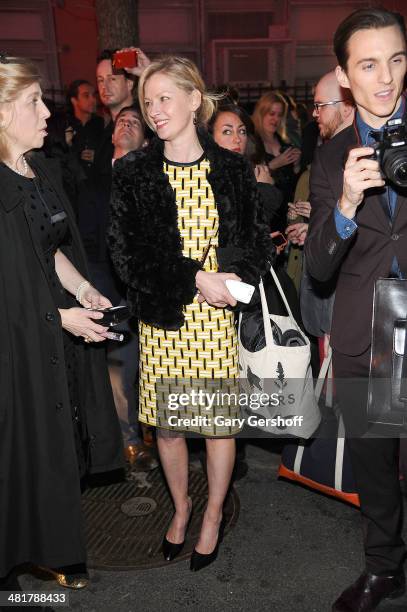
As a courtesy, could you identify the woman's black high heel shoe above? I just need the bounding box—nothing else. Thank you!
[162,537,185,562]
[162,499,193,561]
[190,517,226,572]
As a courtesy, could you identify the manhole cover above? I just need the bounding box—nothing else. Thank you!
[121,496,157,517]
[82,465,240,570]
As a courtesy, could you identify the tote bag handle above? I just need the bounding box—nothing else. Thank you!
[267,264,297,323]
[257,263,302,348]
[258,278,276,348]
[315,346,333,402]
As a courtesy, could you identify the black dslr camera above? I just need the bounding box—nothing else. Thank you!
[370,117,407,187]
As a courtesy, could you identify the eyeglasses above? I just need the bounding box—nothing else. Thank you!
[313,100,345,113]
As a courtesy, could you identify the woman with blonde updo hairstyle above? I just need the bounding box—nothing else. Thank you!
[0,54,123,592]
[109,56,273,571]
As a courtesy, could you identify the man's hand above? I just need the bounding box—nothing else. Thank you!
[339,147,385,219]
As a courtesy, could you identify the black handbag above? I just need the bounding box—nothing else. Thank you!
[279,348,359,506]
[368,278,407,429]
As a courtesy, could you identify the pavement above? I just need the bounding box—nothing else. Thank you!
[20,441,407,612]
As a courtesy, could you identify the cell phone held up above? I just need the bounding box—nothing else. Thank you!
[112,49,138,70]
[90,305,130,327]
[271,232,288,249]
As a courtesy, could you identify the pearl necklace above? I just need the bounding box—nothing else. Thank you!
[4,155,29,176]
[15,155,29,177]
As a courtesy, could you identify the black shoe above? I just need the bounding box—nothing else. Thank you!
[332,570,405,611]
[190,518,226,572]
[162,537,185,562]
[162,500,193,561]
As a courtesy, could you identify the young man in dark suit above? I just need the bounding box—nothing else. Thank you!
[305,8,407,611]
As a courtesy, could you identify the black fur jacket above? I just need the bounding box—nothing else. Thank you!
[107,129,274,330]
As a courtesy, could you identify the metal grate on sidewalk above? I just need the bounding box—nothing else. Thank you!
[82,466,240,570]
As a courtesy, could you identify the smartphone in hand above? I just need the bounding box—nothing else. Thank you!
[271,232,288,249]
[90,305,130,326]
[112,49,138,69]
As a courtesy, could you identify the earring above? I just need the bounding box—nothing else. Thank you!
[193,111,197,125]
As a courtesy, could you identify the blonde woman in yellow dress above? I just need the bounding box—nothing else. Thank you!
[108,57,273,571]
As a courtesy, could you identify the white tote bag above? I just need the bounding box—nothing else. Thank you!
[239,265,321,438]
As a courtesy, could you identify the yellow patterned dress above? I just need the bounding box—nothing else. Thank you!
[138,156,241,436]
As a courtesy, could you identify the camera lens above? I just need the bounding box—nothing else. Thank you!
[395,162,407,186]
[383,151,407,187]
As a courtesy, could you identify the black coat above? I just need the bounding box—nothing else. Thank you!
[108,130,274,330]
[78,122,114,263]
[0,155,124,577]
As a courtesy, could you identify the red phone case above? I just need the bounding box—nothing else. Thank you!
[113,49,138,69]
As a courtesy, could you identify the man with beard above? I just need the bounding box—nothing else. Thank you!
[288,70,355,248]
[288,72,354,348]
[313,70,354,140]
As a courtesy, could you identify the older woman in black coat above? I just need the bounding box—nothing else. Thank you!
[0,55,123,591]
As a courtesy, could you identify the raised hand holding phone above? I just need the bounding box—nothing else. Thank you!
[113,47,151,77]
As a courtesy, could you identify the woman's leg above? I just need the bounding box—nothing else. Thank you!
[157,429,191,543]
[195,437,236,554]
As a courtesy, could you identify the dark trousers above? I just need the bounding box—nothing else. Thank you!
[333,347,405,574]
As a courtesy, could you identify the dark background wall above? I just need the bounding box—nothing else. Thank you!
[1,0,407,101]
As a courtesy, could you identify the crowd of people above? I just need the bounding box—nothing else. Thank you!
[1,6,407,612]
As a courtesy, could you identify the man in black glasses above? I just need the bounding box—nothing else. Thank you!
[312,70,354,140]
